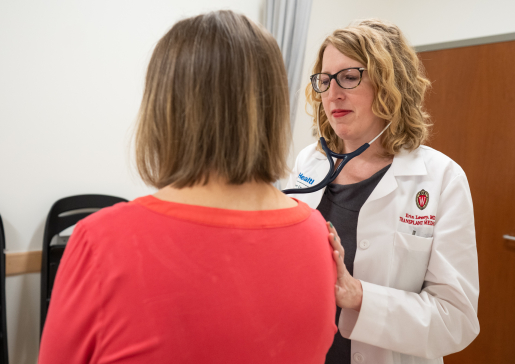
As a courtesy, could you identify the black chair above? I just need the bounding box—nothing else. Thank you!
[0,215,9,364]
[40,195,128,336]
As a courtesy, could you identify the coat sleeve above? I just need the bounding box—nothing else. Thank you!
[345,173,480,359]
[39,222,102,364]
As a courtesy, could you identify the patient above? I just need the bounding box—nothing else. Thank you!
[39,10,337,364]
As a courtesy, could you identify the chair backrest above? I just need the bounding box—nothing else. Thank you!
[0,215,9,364]
[40,195,128,336]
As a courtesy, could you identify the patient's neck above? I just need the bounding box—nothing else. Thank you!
[153,176,296,211]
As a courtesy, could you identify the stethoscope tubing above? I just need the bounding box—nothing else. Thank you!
[282,103,390,195]
[282,137,369,194]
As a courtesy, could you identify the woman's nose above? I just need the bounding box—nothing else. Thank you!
[326,79,346,100]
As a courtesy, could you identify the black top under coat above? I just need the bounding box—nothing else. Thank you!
[317,164,391,364]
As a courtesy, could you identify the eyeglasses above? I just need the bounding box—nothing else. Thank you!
[310,67,366,93]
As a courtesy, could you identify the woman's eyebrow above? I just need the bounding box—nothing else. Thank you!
[320,66,361,73]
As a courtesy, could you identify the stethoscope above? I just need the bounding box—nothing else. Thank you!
[282,104,391,195]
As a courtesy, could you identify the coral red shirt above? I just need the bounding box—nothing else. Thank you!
[39,196,337,364]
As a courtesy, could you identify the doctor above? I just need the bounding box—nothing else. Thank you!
[286,19,479,364]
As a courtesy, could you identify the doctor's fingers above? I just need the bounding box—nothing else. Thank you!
[333,251,354,308]
[326,222,343,246]
[332,250,348,279]
[328,232,345,260]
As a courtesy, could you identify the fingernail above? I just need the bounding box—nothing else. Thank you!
[334,235,337,241]
[329,222,334,228]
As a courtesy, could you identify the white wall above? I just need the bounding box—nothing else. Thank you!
[0,1,264,362]
[290,0,515,176]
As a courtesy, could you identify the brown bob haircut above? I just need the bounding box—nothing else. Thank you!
[306,19,432,155]
[135,10,290,189]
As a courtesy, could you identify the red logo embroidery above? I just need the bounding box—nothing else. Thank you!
[416,189,429,210]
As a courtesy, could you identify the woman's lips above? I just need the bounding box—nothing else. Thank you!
[332,109,351,118]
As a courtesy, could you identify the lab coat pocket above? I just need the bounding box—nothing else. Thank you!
[389,231,433,293]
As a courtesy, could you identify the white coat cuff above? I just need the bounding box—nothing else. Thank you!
[338,308,359,338]
[346,280,388,343]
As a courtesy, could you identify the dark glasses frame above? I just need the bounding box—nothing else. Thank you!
[310,67,366,93]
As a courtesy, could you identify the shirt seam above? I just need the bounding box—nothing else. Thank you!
[130,202,314,230]
[81,222,105,361]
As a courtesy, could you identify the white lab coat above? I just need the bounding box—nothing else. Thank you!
[286,143,480,364]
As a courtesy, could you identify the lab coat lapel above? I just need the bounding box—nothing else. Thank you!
[314,152,335,181]
[365,148,427,204]
[291,149,333,209]
[366,165,398,203]
[392,147,427,176]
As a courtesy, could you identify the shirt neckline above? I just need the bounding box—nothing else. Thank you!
[329,163,392,189]
[131,195,312,229]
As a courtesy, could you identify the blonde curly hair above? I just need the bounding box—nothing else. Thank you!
[306,19,431,155]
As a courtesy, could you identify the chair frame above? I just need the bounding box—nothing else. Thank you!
[40,194,127,336]
[0,215,9,364]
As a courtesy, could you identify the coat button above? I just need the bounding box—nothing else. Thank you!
[353,352,364,362]
[359,240,370,250]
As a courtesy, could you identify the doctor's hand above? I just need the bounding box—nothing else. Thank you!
[327,222,363,312]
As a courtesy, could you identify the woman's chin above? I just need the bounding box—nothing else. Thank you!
[332,128,354,142]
